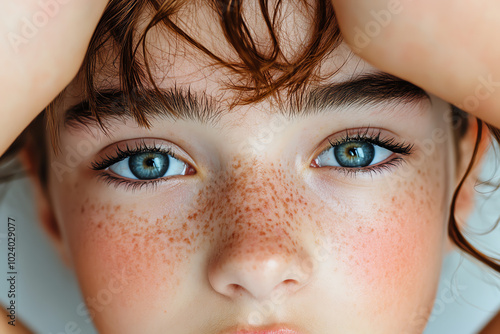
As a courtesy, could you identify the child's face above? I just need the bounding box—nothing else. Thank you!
[41,5,462,334]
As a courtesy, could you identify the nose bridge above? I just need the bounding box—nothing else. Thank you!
[205,158,315,300]
[218,159,302,252]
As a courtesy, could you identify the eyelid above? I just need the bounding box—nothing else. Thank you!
[308,127,414,179]
[89,138,197,171]
[312,127,413,162]
[89,138,197,192]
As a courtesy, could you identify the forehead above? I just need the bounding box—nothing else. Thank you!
[58,52,432,143]
[61,0,360,97]
[59,41,375,120]
[54,1,430,140]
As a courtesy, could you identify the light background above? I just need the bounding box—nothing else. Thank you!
[0,146,499,334]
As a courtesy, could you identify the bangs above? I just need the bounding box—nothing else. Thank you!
[46,0,342,154]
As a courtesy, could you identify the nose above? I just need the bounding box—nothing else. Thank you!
[208,244,313,300]
[206,162,316,301]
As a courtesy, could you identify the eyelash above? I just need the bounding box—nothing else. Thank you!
[89,141,179,192]
[321,128,414,176]
[89,129,413,190]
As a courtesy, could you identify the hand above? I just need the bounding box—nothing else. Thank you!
[480,308,500,333]
[331,0,500,129]
[0,0,108,156]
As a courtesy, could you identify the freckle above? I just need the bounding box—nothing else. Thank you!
[80,153,322,303]
[232,160,242,169]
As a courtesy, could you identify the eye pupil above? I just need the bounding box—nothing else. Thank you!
[129,152,169,179]
[334,141,375,167]
[144,158,155,167]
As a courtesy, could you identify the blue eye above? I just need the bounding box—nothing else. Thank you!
[90,141,194,190]
[108,151,187,180]
[316,140,392,168]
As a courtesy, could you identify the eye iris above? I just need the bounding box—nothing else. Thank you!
[334,141,375,167]
[129,152,169,179]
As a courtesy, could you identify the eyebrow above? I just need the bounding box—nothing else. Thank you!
[296,72,429,116]
[63,72,429,132]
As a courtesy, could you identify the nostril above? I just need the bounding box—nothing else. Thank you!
[228,283,247,297]
[282,278,302,293]
[208,250,316,301]
[229,283,240,292]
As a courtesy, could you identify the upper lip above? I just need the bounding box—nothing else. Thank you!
[221,323,304,334]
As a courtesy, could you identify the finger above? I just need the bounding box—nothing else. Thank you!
[331,0,500,129]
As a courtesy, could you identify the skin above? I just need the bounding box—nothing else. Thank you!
[329,2,500,327]
[0,0,495,332]
[0,0,108,156]
[331,0,500,128]
[19,3,486,333]
[0,308,32,334]
[480,311,500,334]
[42,72,458,334]
[4,0,500,158]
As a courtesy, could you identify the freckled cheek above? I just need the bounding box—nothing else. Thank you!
[347,155,448,287]
[336,221,440,330]
[335,194,445,319]
[315,167,448,318]
[344,212,440,289]
[62,206,196,316]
